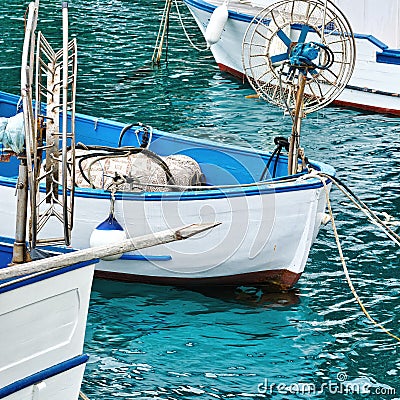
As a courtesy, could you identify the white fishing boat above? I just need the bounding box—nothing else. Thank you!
[0,0,357,290]
[0,2,91,399]
[0,2,218,398]
[0,3,96,399]
[0,89,334,289]
[183,0,400,115]
[0,248,95,400]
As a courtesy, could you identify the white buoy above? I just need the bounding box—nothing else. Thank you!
[89,214,127,261]
[205,3,229,48]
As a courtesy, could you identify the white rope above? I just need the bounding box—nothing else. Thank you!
[152,0,173,64]
[79,391,90,400]
[173,0,209,52]
[317,172,400,343]
[317,171,400,246]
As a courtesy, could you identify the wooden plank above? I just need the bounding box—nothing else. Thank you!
[0,222,220,280]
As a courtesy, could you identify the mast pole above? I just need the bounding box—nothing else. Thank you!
[288,72,306,175]
[62,1,70,244]
[12,159,31,263]
[12,1,39,263]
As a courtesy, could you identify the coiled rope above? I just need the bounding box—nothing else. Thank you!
[313,169,400,343]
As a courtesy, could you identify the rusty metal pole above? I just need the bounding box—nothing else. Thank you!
[288,72,306,175]
[12,157,31,264]
[12,0,38,263]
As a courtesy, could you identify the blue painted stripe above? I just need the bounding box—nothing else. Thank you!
[120,254,172,261]
[362,35,388,51]
[376,48,400,65]
[0,354,88,398]
[110,180,326,200]
[0,259,97,294]
[276,29,291,47]
[0,237,170,264]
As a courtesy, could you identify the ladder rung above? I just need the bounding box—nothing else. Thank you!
[37,114,55,121]
[38,82,53,94]
[37,144,54,150]
[36,238,66,246]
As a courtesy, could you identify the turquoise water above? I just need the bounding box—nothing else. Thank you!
[1,1,399,398]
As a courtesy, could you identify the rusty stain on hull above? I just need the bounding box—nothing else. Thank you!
[94,268,302,291]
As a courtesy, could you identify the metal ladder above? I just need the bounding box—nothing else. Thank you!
[20,1,77,251]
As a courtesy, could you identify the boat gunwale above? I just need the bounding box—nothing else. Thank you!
[0,354,89,398]
[0,91,335,200]
[0,164,333,201]
[183,0,390,51]
[0,256,96,294]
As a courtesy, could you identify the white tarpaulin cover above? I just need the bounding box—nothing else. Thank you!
[0,113,25,154]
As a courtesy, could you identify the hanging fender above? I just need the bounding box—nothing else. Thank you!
[89,213,127,261]
[205,3,229,48]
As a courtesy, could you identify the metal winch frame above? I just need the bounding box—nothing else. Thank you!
[13,0,77,263]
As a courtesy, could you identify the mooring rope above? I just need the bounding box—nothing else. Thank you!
[79,391,90,400]
[152,0,208,64]
[318,172,400,246]
[152,0,173,64]
[315,171,400,343]
[173,0,209,52]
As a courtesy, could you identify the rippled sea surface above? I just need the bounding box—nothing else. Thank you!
[1,1,400,398]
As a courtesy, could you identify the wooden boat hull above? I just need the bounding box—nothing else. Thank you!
[0,178,328,290]
[0,91,333,289]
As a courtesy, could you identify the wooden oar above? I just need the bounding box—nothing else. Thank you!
[0,222,220,280]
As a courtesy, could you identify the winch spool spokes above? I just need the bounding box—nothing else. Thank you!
[242,0,356,174]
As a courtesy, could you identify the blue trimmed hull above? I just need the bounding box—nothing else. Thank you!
[0,240,95,399]
[0,91,333,288]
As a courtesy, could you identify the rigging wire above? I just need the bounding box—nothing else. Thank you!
[315,170,400,343]
[321,0,329,44]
